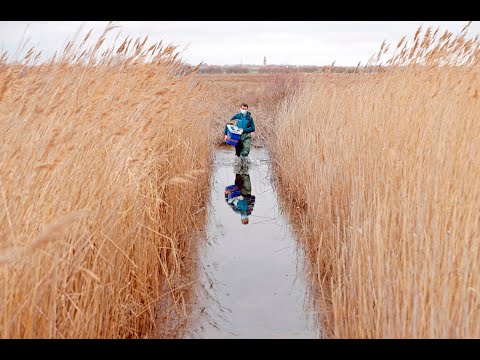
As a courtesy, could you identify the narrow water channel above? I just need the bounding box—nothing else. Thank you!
[183,147,320,338]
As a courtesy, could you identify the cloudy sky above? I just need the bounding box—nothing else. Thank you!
[0,21,478,66]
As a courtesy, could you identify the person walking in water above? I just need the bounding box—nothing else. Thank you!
[224,103,255,160]
[225,172,256,225]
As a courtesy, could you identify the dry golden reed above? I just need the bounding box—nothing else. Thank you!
[196,72,303,147]
[0,24,213,338]
[270,24,480,338]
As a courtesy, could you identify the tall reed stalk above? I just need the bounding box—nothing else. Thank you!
[0,24,213,338]
[270,24,480,338]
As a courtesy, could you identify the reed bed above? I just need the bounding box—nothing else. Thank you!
[0,24,214,338]
[196,72,304,146]
[270,24,480,338]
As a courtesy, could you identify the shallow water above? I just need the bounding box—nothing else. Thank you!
[183,147,320,338]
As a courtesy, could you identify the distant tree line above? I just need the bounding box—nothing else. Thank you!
[196,64,386,74]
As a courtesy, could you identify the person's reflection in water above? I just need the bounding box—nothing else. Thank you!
[225,162,255,225]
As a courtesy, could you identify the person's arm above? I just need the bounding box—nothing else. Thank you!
[243,117,255,133]
[225,113,240,139]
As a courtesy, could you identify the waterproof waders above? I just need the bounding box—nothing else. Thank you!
[235,133,251,158]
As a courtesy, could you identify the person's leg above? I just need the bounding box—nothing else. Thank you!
[235,174,244,190]
[239,174,251,196]
[240,135,251,158]
[235,139,243,157]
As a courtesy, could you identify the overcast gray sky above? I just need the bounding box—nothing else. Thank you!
[0,21,478,66]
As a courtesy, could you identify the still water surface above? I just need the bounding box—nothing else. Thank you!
[183,147,320,338]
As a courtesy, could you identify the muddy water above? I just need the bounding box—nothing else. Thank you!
[183,147,320,338]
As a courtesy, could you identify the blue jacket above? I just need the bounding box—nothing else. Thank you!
[225,195,256,216]
[224,111,255,135]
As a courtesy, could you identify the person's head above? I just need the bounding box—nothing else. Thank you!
[240,103,248,115]
[241,214,249,225]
